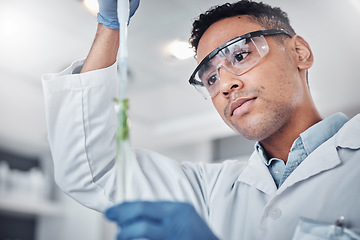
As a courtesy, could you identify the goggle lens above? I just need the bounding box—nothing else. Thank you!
[189,29,292,99]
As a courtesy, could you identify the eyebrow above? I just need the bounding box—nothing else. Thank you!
[198,46,232,80]
[198,60,214,80]
[219,47,230,56]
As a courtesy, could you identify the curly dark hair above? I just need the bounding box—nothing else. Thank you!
[189,0,296,53]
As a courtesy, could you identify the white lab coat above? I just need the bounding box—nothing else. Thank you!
[42,60,360,240]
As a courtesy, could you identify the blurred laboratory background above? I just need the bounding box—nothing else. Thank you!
[0,0,359,239]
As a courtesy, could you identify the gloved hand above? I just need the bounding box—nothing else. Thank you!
[105,201,219,240]
[97,0,140,29]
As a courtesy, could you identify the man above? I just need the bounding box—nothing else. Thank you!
[42,0,360,239]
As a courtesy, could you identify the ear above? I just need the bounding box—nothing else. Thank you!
[291,35,314,70]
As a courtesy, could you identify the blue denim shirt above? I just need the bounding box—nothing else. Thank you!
[255,113,349,188]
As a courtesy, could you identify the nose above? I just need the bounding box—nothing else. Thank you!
[217,66,244,97]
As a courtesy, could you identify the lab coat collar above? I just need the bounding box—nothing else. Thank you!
[237,151,278,196]
[335,114,360,149]
[237,137,340,197]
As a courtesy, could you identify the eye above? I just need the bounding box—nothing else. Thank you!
[233,52,249,63]
[206,74,218,86]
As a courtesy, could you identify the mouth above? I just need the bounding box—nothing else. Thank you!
[230,97,257,117]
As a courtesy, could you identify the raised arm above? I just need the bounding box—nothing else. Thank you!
[81,24,119,73]
[81,0,139,72]
[42,0,140,212]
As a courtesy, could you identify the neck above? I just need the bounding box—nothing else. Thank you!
[259,109,322,162]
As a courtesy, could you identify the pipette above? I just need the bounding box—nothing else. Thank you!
[115,0,131,203]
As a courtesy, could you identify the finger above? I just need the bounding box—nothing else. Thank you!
[105,201,172,225]
[117,219,166,240]
[105,201,192,227]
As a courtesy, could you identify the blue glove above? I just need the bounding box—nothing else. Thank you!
[97,0,140,29]
[105,201,219,240]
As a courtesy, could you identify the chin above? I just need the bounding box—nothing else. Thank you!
[235,127,274,141]
[230,116,276,141]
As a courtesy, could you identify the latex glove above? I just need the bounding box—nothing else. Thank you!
[97,0,140,29]
[105,201,219,240]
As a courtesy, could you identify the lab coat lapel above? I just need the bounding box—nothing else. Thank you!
[276,137,341,194]
[237,151,277,196]
[277,114,360,194]
[334,114,360,149]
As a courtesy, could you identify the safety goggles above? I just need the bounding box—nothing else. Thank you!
[188,29,292,99]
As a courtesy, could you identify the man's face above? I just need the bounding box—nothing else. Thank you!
[197,16,307,141]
